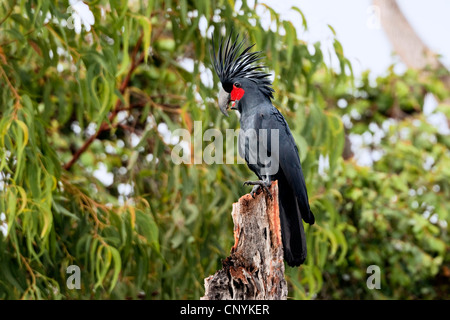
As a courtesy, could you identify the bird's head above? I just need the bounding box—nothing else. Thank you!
[211,32,274,116]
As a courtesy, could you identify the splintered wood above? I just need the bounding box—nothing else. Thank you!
[202,181,287,300]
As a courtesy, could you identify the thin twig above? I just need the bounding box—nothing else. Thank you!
[0,28,36,47]
[116,99,181,114]
[19,254,36,299]
[0,64,21,110]
[0,0,17,27]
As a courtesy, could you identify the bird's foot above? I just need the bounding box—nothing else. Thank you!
[243,180,273,200]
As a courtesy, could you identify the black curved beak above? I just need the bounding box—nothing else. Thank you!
[218,86,231,117]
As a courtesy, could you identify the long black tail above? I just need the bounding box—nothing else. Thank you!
[278,179,308,267]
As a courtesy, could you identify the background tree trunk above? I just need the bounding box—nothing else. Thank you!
[201,181,288,300]
[373,0,450,90]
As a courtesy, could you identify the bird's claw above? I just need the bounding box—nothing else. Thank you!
[250,185,259,199]
[243,180,273,200]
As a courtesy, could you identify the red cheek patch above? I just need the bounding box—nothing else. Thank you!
[230,85,245,101]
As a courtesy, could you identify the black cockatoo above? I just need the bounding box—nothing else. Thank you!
[211,32,315,267]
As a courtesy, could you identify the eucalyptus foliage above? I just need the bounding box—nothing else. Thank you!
[0,0,448,300]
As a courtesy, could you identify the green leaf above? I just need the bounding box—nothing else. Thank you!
[291,6,308,30]
[109,247,122,293]
[138,16,152,63]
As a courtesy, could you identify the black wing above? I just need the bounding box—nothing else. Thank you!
[252,106,315,266]
[261,107,315,224]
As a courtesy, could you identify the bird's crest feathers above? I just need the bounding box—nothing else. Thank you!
[211,32,274,99]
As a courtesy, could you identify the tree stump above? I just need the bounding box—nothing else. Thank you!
[201,181,287,300]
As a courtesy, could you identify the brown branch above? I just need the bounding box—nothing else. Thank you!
[63,33,145,170]
[0,28,36,47]
[0,0,17,27]
[117,123,138,133]
[116,100,181,114]
[150,93,187,101]
[0,64,21,108]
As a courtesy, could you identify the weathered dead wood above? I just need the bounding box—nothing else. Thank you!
[201,181,287,300]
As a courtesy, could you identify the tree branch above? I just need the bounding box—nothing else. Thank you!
[0,0,17,27]
[63,33,145,170]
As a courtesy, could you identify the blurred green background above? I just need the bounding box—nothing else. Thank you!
[0,0,448,299]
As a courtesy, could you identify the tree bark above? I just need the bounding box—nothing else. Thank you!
[373,0,450,90]
[201,181,288,300]
[374,0,440,70]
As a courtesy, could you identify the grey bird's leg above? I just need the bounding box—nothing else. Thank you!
[243,176,273,200]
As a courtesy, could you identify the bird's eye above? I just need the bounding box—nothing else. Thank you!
[234,82,241,88]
